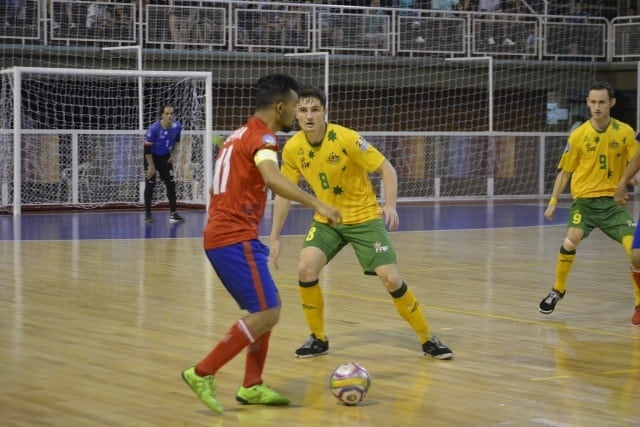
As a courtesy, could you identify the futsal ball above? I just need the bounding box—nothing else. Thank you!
[329,362,371,406]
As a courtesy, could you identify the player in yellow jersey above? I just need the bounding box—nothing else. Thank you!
[269,86,453,359]
[539,81,640,325]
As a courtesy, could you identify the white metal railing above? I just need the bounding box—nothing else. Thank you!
[611,16,640,60]
[1,1,638,61]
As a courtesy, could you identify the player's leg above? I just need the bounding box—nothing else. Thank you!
[623,234,640,325]
[539,199,589,314]
[294,222,345,358]
[143,156,156,222]
[347,219,452,359]
[234,241,289,405]
[182,240,287,412]
[156,156,184,222]
[630,227,640,322]
[601,203,640,325]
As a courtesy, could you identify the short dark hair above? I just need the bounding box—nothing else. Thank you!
[255,74,300,110]
[298,85,327,108]
[588,81,615,99]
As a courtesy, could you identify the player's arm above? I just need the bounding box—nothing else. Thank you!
[255,149,341,223]
[169,127,182,163]
[270,151,299,240]
[545,169,571,220]
[375,159,399,232]
[268,148,304,268]
[269,194,291,269]
[615,143,640,205]
[144,137,155,179]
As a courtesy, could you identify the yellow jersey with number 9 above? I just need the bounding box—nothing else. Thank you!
[281,123,385,225]
[558,118,636,199]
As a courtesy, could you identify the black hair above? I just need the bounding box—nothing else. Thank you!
[588,81,615,99]
[255,74,300,110]
[298,85,327,108]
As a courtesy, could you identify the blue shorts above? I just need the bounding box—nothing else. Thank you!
[633,218,640,250]
[205,239,280,313]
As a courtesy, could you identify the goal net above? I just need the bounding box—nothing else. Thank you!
[0,67,212,214]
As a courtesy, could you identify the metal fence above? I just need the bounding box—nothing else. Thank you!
[1,1,638,61]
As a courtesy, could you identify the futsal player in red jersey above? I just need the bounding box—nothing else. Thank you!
[181,74,341,414]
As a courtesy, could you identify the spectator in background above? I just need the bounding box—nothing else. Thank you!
[145,0,171,48]
[432,0,460,17]
[86,2,113,43]
[285,1,309,52]
[257,2,284,51]
[394,0,418,12]
[455,0,475,12]
[314,0,343,50]
[391,0,425,46]
[51,0,76,31]
[111,0,134,40]
[619,6,638,57]
[363,0,389,50]
[169,0,198,49]
[2,0,25,26]
[478,0,515,46]
[567,1,588,57]
[431,0,460,46]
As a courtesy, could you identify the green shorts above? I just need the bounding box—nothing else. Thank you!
[301,219,397,275]
[567,197,636,242]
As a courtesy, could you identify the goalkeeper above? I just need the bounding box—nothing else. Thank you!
[143,104,185,224]
[269,85,453,360]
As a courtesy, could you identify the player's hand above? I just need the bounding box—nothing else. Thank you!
[382,205,399,232]
[544,204,556,220]
[145,166,155,180]
[269,238,281,269]
[316,204,342,226]
[614,185,628,206]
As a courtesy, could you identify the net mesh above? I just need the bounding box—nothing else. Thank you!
[0,70,209,212]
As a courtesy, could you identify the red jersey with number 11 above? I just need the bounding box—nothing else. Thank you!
[204,116,279,249]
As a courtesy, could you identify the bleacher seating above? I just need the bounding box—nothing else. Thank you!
[0,0,638,61]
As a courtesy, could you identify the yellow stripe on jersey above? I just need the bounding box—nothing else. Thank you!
[253,148,278,165]
[558,118,636,199]
[282,123,385,225]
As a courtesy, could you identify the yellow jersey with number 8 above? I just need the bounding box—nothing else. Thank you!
[282,123,385,225]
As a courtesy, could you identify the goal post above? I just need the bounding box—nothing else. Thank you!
[0,66,213,215]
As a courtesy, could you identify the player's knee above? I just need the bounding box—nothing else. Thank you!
[561,237,578,253]
[268,306,281,328]
[253,306,281,333]
[631,252,640,269]
[374,265,402,289]
[298,263,320,283]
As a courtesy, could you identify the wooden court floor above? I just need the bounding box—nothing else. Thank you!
[1,206,640,426]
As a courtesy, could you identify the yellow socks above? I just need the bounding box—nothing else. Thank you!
[299,280,326,342]
[390,282,431,344]
[553,246,576,294]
